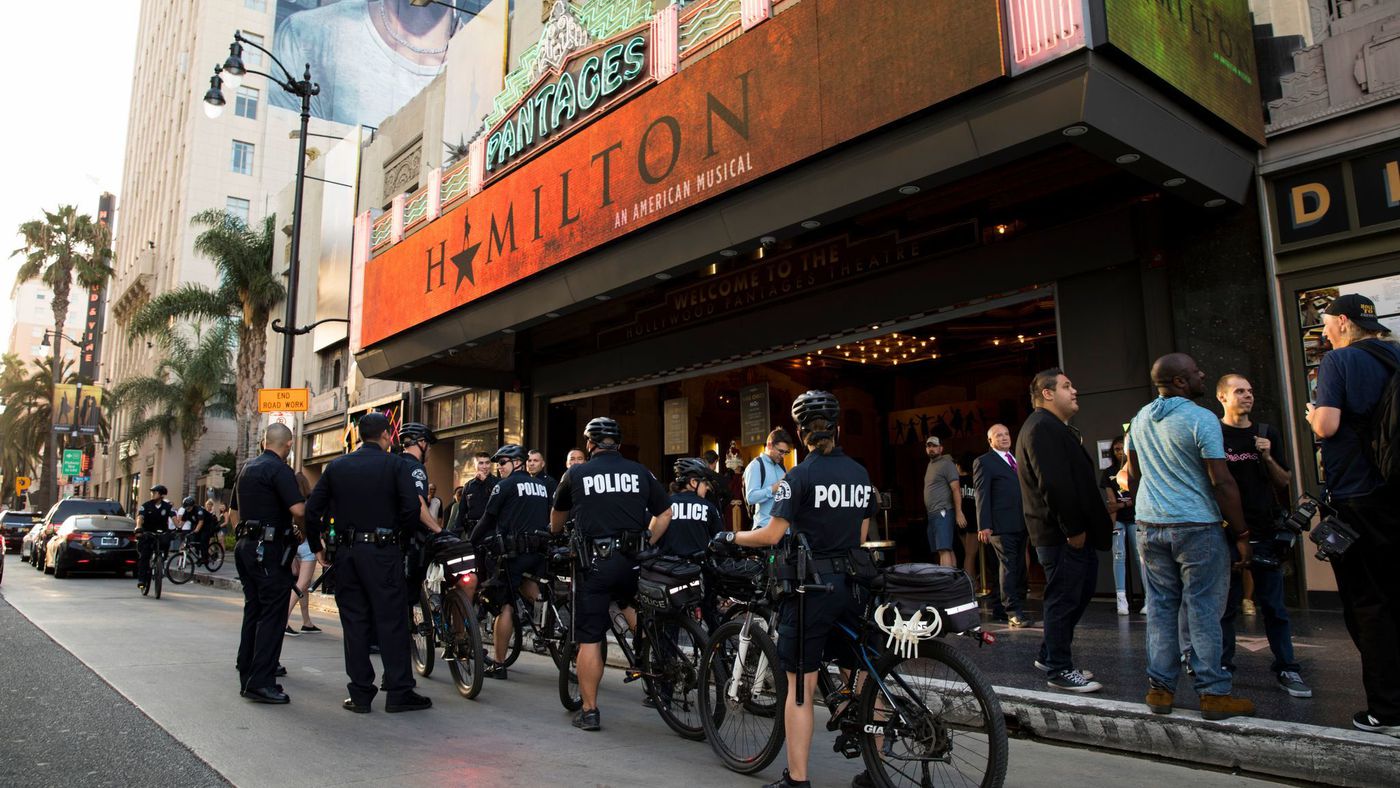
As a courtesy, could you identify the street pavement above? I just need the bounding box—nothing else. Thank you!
[1,568,1286,787]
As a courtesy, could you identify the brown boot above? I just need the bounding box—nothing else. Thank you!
[1200,694,1255,721]
[1146,688,1174,715]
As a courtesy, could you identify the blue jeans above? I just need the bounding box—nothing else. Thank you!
[1138,523,1232,695]
[1222,558,1299,674]
[1112,521,1146,598]
[1035,542,1098,673]
[926,509,955,554]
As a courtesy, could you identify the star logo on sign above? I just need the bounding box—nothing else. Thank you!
[452,216,481,291]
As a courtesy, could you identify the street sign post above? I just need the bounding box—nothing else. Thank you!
[62,449,83,476]
[15,476,31,495]
[259,388,309,413]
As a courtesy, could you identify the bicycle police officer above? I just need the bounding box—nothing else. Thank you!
[550,417,671,731]
[182,495,219,566]
[397,422,445,593]
[136,484,174,593]
[304,412,432,713]
[714,391,876,788]
[471,444,552,679]
[228,424,307,704]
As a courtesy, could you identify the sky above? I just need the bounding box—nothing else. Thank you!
[0,1,140,344]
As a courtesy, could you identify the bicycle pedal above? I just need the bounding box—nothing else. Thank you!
[833,732,862,759]
[622,670,642,683]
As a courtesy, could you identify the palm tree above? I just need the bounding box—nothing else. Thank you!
[11,205,113,507]
[110,321,237,498]
[0,354,81,506]
[127,209,283,464]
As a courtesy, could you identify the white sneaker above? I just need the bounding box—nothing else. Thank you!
[1116,592,1129,616]
[1035,660,1094,681]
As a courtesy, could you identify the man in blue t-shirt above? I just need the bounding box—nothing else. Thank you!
[1126,353,1253,721]
[1306,293,1400,737]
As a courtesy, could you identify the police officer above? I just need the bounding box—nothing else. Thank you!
[228,424,306,704]
[550,417,671,731]
[526,448,558,498]
[451,452,498,536]
[136,484,174,592]
[714,391,876,788]
[397,422,445,592]
[471,444,552,679]
[653,457,725,630]
[304,412,431,713]
[182,495,219,566]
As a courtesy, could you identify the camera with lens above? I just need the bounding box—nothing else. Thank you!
[1264,493,1357,564]
[1309,514,1358,563]
[1253,495,1317,569]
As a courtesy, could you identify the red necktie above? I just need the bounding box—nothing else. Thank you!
[1006,453,1018,473]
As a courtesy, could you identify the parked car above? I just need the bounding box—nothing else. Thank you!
[34,498,126,573]
[20,522,45,564]
[45,515,139,578]
[1,537,6,585]
[2,509,41,555]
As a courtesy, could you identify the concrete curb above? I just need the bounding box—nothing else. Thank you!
[192,570,1398,785]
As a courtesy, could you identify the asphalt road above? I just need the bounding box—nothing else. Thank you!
[0,566,1285,787]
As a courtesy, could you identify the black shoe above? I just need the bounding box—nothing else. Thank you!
[572,708,601,731]
[275,664,287,677]
[342,698,371,714]
[368,644,381,654]
[284,626,300,637]
[385,691,432,713]
[245,686,290,704]
[762,769,811,788]
[852,771,875,788]
[300,624,322,633]
[484,660,508,680]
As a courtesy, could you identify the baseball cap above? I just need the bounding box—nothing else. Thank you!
[925,436,941,446]
[151,484,168,494]
[1325,294,1388,333]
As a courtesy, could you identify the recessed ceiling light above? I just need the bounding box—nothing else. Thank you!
[800,219,821,229]
[1062,125,1088,137]
[1204,198,1227,208]
[464,341,478,348]
[501,328,515,334]
[897,185,920,195]
[870,324,880,330]
[545,311,560,319]
[654,272,672,280]
[594,294,612,301]
[1164,177,1186,187]
[719,249,738,258]
[1115,153,1140,164]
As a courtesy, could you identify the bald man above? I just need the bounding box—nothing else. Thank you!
[1126,352,1253,720]
[974,423,1033,627]
[229,423,308,704]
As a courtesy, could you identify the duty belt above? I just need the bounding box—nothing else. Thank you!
[341,528,398,546]
[235,521,293,541]
[590,531,644,560]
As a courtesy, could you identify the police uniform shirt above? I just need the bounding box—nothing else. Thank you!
[660,490,723,556]
[231,450,305,534]
[399,453,431,535]
[138,498,174,533]
[304,443,418,553]
[535,473,559,500]
[183,505,219,534]
[461,475,498,524]
[474,468,552,542]
[553,451,668,539]
[770,447,876,557]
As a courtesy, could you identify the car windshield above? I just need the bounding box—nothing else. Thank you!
[3,513,40,525]
[78,517,134,531]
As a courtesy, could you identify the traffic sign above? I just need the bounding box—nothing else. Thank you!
[14,476,31,494]
[265,411,297,428]
[62,449,83,475]
[259,388,309,413]
[71,476,90,484]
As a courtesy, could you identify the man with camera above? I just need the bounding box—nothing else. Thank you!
[1217,374,1311,698]
[1306,294,1400,737]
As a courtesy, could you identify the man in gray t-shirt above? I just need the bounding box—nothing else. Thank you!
[923,436,964,567]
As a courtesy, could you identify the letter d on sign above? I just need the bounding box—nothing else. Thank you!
[1290,182,1331,228]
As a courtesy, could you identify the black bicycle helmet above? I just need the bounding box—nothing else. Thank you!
[673,457,712,482]
[182,496,196,508]
[492,444,526,463]
[583,416,622,445]
[399,422,438,445]
[792,390,840,427]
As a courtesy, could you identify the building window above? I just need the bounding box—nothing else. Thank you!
[234,86,259,119]
[226,196,250,225]
[244,0,266,10]
[242,32,264,68]
[231,140,254,175]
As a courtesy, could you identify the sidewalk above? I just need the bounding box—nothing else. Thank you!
[191,567,1400,786]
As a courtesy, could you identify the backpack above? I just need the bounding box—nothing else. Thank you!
[1351,340,1400,489]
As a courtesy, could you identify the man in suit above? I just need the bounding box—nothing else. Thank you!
[1016,368,1113,694]
[974,424,1035,628]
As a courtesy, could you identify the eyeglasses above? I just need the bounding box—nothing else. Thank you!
[769,446,791,456]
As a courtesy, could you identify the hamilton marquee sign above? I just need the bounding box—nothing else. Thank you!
[360,0,1006,349]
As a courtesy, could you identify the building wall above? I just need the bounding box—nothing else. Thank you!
[5,280,84,370]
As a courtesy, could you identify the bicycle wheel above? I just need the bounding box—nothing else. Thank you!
[205,542,225,572]
[857,639,1007,788]
[443,590,485,700]
[558,635,608,712]
[698,618,785,774]
[541,596,572,669]
[410,585,436,677]
[166,551,194,585]
[637,614,708,741]
[152,552,163,599]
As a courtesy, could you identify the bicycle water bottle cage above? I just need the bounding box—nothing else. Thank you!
[874,602,944,659]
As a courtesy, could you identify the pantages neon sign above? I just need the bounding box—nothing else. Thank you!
[485,32,650,181]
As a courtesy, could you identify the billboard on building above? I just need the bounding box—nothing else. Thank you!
[52,384,102,435]
[1100,0,1265,144]
[272,0,490,127]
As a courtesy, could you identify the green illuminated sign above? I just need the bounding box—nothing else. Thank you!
[62,449,82,476]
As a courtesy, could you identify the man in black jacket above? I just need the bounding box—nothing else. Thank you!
[1015,368,1112,693]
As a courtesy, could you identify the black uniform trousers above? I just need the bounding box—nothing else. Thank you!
[1332,492,1400,720]
[234,537,294,692]
[335,541,415,705]
[136,531,170,586]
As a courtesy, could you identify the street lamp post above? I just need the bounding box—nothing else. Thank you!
[41,329,82,506]
[203,33,319,389]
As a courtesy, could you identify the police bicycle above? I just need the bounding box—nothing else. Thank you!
[556,543,710,740]
[701,536,1008,787]
[474,531,575,669]
[409,533,487,699]
[165,531,226,584]
[136,531,173,599]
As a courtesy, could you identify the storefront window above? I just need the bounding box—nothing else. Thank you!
[452,428,497,486]
[503,391,524,448]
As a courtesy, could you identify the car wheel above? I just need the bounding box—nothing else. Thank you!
[53,560,68,579]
